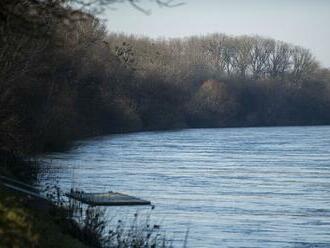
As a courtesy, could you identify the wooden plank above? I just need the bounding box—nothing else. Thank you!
[66,191,151,206]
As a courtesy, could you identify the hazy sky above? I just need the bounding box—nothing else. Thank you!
[103,0,330,67]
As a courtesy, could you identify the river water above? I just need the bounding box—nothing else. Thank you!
[38,126,330,247]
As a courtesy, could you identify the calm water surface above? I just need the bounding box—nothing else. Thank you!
[38,126,330,247]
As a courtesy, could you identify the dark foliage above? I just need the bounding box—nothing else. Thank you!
[1,0,330,161]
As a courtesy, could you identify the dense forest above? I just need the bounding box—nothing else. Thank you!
[1,0,330,160]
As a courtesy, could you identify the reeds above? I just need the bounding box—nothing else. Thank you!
[44,186,177,248]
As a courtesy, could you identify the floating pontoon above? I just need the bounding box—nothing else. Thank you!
[66,190,151,206]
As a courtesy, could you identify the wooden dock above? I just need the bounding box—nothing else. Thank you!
[0,175,151,207]
[66,191,151,206]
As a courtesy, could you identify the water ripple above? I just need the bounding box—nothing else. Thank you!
[38,126,330,247]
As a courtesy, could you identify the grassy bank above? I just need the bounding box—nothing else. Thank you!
[0,186,88,248]
[0,164,173,248]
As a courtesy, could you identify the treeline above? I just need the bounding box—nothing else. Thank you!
[108,33,330,128]
[1,0,330,157]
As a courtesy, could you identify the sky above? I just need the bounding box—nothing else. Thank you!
[102,0,330,67]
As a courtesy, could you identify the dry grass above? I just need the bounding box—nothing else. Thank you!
[0,186,88,248]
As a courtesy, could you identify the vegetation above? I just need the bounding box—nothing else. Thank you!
[0,186,88,248]
[79,207,173,248]
[1,1,330,158]
[0,181,173,248]
[1,1,330,245]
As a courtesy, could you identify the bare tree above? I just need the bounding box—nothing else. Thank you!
[267,41,292,79]
[70,0,185,14]
[232,36,252,79]
[291,46,319,81]
[204,34,227,76]
[249,37,272,79]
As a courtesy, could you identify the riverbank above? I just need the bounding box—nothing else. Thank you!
[0,185,88,248]
[0,156,169,248]
[0,160,105,248]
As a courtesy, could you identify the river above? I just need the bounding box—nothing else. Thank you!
[38,126,330,247]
